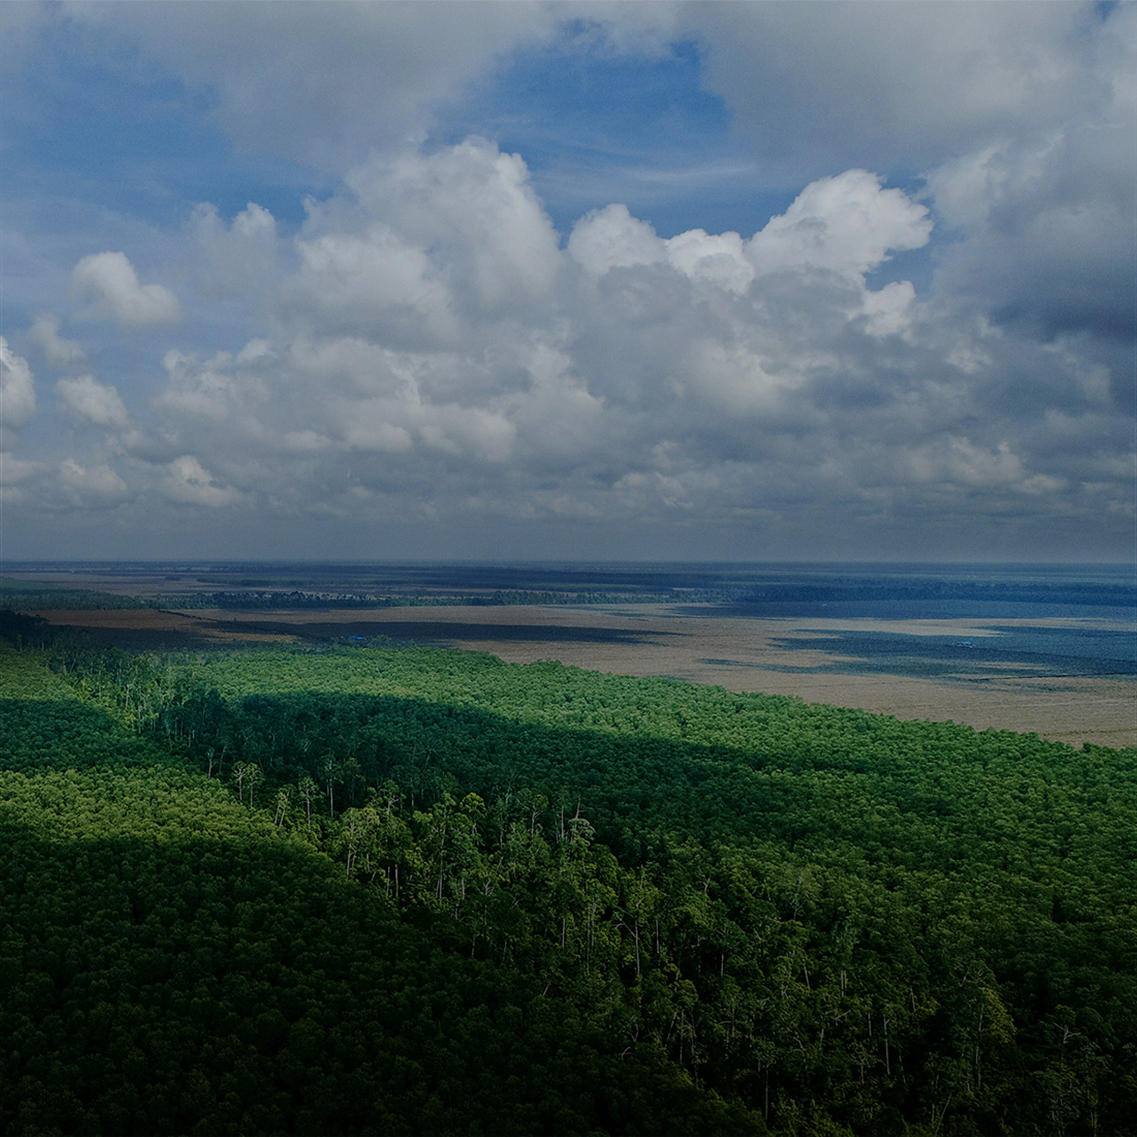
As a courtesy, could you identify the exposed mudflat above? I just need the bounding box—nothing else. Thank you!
[28,602,1135,749]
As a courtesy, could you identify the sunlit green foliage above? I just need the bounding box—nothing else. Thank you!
[2,630,1135,1135]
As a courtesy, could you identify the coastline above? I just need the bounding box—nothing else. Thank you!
[24,601,1136,749]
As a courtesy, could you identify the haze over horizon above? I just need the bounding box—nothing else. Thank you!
[1,2,1133,565]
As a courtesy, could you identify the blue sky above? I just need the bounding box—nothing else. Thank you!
[438,32,800,238]
[1,1,1133,563]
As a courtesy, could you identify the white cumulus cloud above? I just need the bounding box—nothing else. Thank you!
[0,453,43,484]
[189,202,279,297]
[71,252,182,327]
[56,375,132,431]
[747,170,932,280]
[27,314,86,367]
[568,203,666,275]
[0,338,37,430]
[58,459,131,506]
[351,140,562,315]
[161,456,239,508]
[19,129,1114,558]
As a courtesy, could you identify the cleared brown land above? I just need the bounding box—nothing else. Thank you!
[28,603,1135,749]
[23,608,293,651]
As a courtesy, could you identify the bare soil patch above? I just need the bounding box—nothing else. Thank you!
[196,605,1137,748]
[27,603,1134,748]
[26,608,296,651]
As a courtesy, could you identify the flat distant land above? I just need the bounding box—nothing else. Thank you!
[6,560,1133,749]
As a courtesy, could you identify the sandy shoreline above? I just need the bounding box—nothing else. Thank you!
[25,603,1135,749]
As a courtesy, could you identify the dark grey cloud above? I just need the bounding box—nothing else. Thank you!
[687,1,1135,412]
[684,2,1100,178]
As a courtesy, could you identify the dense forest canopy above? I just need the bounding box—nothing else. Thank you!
[1,608,1134,1135]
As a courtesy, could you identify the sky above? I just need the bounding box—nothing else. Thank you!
[0,1,1133,564]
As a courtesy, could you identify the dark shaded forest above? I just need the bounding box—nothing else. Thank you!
[2,608,1134,1135]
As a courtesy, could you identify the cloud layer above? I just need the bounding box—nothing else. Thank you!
[70,252,182,328]
[2,2,1132,560]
